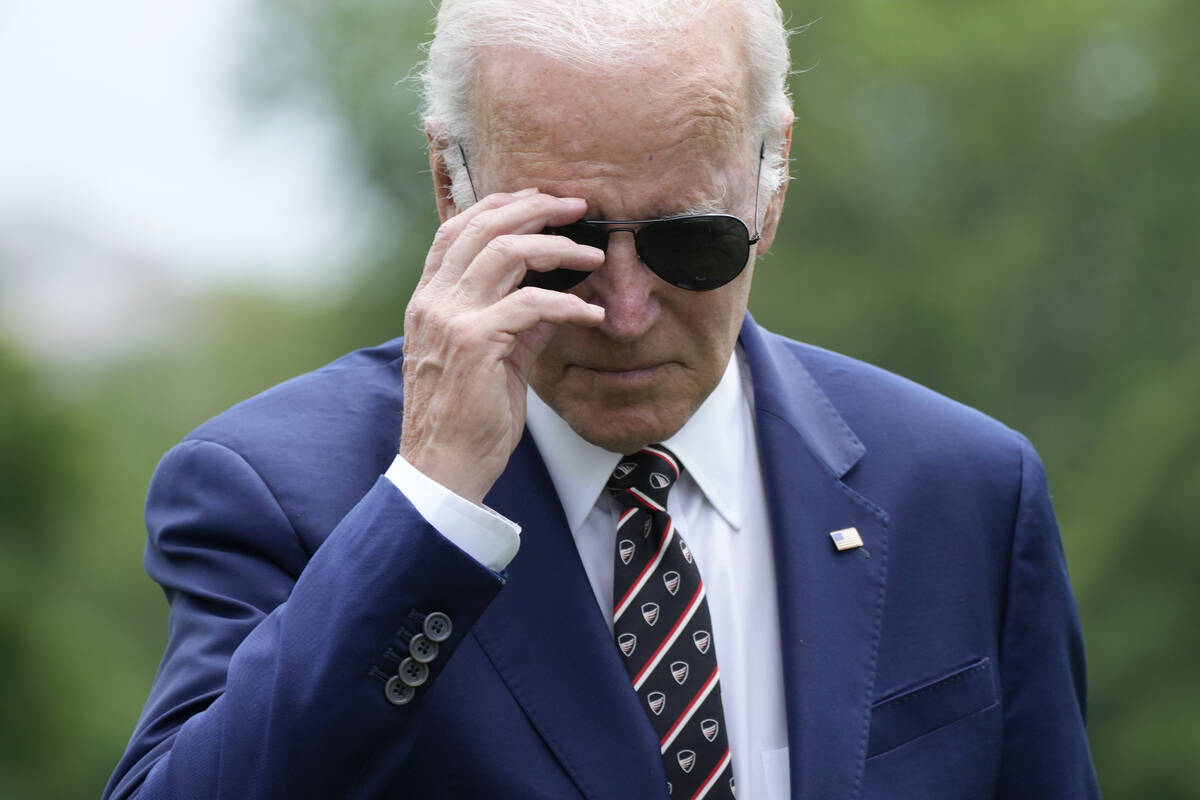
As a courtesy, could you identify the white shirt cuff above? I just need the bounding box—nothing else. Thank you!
[383,454,521,572]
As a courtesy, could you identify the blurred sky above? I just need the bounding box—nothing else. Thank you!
[0,0,363,288]
[0,0,373,362]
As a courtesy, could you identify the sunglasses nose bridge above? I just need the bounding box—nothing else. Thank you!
[600,227,659,282]
[598,225,638,255]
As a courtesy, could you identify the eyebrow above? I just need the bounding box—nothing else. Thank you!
[633,182,731,219]
[674,175,733,216]
[579,196,733,224]
[676,198,729,215]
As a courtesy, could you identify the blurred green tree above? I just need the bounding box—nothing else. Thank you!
[0,346,88,797]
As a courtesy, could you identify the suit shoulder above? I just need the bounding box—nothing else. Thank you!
[766,332,1028,468]
[169,339,407,539]
[186,337,404,449]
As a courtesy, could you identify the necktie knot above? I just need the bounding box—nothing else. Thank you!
[606,445,684,511]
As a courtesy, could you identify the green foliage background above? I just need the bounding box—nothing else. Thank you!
[2,0,1196,796]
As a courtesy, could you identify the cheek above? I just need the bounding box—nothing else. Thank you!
[683,285,750,357]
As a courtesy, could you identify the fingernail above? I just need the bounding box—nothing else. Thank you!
[513,187,539,197]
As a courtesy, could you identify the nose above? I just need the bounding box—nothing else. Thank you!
[580,230,660,341]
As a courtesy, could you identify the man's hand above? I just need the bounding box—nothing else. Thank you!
[400,189,606,503]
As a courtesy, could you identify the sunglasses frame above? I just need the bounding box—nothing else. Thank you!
[455,140,766,292]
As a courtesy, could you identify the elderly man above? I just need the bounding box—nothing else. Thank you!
[105,1,1098,798]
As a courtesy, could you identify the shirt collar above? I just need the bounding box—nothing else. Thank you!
[525,348,747,533]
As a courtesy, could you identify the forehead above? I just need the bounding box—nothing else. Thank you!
[470,16,753,211]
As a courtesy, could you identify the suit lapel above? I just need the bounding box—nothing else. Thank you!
[472,434,665,800]
[740,317,890,800]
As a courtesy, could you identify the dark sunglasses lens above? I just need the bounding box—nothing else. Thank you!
[520,267,591,291]
[544,223,609,251]
[636,216,750,291]
[521,224,607,291]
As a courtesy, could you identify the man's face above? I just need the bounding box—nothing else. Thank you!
[470,15,778,453]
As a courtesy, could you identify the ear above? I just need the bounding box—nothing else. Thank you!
[426,123,460,223]
[751,110,794,257]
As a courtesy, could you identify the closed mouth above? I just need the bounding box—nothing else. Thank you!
[579,363,668,375]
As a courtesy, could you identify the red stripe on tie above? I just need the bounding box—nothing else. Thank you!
[640,446,680,477]
[616,507,639,530]
[614,519,674,620]
[690,748,732,800]
[659,665,720,752]
[632,581,704,689]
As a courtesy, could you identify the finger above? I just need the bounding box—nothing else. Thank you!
[461,233,605,299]
[435,193,590,288]
[417,189,536,292]
[481,285,605,338]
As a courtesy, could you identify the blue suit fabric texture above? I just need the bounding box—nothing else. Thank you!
[105,315,1100,799]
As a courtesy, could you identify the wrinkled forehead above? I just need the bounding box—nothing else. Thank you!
[470,15,754,182]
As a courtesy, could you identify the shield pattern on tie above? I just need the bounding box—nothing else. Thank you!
[663,570,681,595]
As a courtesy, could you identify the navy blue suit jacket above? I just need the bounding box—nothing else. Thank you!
[105,316,1099,799]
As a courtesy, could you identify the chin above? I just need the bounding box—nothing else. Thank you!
[562,401,691,454]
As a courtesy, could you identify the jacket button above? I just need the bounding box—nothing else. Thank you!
[384,675,415,706]
[409,633,439,664]
[423,612,453,642]
[398,657,429,687]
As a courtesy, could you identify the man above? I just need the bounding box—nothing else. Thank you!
[105,1,1099,798]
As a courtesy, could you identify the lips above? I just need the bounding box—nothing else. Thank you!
[576,361,670,373]
[571,364,678,394]
[588,365,662,373]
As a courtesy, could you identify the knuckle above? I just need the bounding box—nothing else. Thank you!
[461,214,494,242]
[511,285,544,308]
[404,301,426,327]
[482,234,519,261]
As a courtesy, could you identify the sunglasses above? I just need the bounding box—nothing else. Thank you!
[457,141,765,292]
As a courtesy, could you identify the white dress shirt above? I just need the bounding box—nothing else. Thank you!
[386,347,791,799]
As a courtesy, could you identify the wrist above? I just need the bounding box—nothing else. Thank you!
[399,441,495,505]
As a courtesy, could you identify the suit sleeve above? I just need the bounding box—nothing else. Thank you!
[996,436,1100,798]
[103,438,506,800]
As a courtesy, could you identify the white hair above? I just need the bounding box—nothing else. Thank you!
[418,0,793,211]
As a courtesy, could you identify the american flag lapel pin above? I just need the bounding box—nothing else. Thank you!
[829,527,863,551]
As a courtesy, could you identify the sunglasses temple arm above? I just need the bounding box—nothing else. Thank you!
[751,140,765,243]
[458,141,480,205]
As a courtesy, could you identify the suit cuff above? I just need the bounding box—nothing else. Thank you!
[384,454,521,572]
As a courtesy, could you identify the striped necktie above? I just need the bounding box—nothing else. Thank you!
[607,445,735,800]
